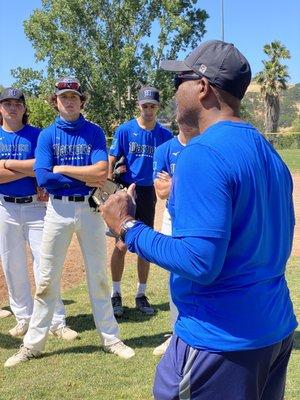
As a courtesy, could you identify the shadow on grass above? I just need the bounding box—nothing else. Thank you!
[43,331,172,358]
[293,331,300,350]
[0,332,22,349]
[66,313,95,333]
[65,301,170,330]
[62,299,76,305]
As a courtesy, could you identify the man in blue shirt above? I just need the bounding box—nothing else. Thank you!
[101,41,297,400]
[0,88,70,340]
[5,77,135,367]
[108,87,172,317]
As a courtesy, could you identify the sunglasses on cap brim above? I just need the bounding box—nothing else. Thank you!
[174,73,203,90]
[55,81,81,91]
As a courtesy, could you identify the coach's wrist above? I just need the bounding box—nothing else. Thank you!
[119,218,138,242]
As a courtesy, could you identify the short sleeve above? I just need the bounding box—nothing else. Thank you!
[90,126,108,163]
[153,144,167,180]
[109,126,124,157]
[34,129,54,170]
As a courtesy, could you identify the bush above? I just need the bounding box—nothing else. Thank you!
[264,133,300,149]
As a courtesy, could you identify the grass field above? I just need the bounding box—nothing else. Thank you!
[278,149,300,172]
[0,257,299,400]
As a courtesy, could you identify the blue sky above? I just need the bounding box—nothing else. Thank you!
[1,1,299,87]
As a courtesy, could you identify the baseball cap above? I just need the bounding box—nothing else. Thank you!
[0,88,25,102]
[55,77,83,96]
[160,40,251,100]
[138,87,160,105]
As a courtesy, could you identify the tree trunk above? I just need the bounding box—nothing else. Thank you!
[264,94,280,133]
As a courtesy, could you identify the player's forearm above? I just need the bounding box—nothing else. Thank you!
[125,223,228,285]
[0,168,26,183]
[4,159,35,177]
[154,179,171,200]
[108,155,117,180]
[35,168,84,190]
[53,161,108,184]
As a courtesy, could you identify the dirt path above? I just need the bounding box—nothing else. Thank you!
[0,174,299,305]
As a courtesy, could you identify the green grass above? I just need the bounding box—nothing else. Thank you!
[278,149,300,172]
[0,258,299,400]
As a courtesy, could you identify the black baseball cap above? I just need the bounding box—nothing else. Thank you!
[160,40,251,99]
[0,88,25,102]
[138,86,160,105]
[55,77,83,96]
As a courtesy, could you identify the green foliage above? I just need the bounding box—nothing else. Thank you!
[264,133,300,149]
[12,0,208,135]
[255,41,291,133]
[292,115,300,132]
[26,97,57,128]
[241,91,264,131]
[279,94,298,128]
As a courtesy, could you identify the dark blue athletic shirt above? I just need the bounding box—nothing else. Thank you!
[0,125,40,196]
[125,121,297,351]
[109,119,173,186]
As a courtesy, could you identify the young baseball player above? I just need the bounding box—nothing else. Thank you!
[4,77,134,367]
[0,88,74,339]
[152,124,199,356]
[108,87,173,317]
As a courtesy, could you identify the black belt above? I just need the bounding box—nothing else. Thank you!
[54,195,85,202]
[3,196,33,204]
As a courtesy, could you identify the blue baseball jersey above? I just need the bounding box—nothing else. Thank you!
[126,120,297,351]
[34,115,107,195]
[109,119,173,186]
[0,125,40,196]
[153,136,185,179]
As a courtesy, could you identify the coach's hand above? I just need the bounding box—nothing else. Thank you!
[100,184,136,236]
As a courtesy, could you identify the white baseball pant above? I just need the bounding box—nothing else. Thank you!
[161,207,178,328]
[0,196,66,329]
[24,196,120,352]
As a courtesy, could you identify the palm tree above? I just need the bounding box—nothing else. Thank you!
[255,41,290,133]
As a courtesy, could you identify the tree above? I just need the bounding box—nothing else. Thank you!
[12,0,208,135]
[255,41,290,133]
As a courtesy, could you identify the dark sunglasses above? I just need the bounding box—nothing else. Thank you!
[174,73,202,90]
[55,81,81,91]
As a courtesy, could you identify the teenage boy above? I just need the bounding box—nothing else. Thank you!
[5,78,134,367]
[108,86,172,317]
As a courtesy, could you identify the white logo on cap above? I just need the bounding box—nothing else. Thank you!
[9,89,17,96]
[199,64,207,74]
[144,90,153,97]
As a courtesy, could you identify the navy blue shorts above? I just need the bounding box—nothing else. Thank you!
[153,333,294,400]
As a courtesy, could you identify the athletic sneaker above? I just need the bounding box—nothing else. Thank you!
[4,346,41,368]
[49,326,78,341]
[0,308,12,318]
[103,341,135,359]
[135,295,154,315]
[153,336,172,356]
[9,320,29,337]
[111,293,124,317]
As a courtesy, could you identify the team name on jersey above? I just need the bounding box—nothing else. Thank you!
[129,141,155,157]
[0,143,30,153]
[53,143,92,157]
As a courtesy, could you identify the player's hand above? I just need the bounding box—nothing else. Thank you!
[100,184,136,235]
[115,165,127,174]
[157,171,171,182]
[36,187,49,202]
